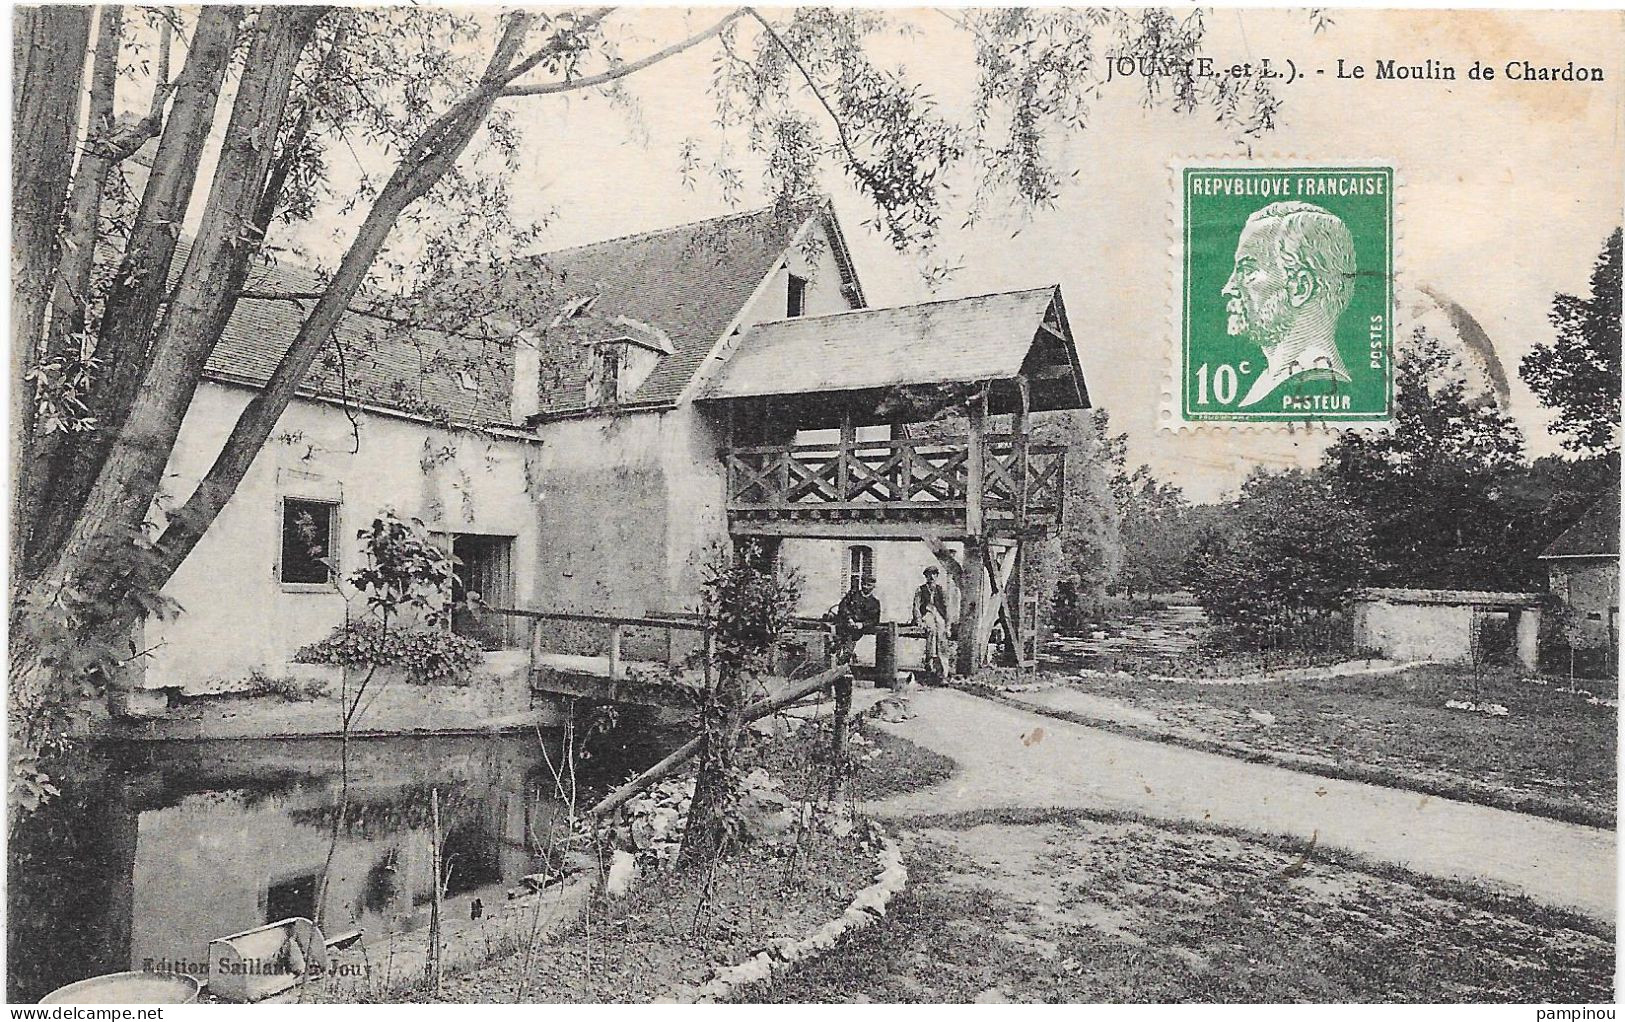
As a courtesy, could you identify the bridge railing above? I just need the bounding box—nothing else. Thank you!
[485,607,834,684]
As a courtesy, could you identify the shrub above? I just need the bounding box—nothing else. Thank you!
[1187,470,1377,649]
[294,620,482,685]
[243,670,330,702]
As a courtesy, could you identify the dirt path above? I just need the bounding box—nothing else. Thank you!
[863,688,1616,922]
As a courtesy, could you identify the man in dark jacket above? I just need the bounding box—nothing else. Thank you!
[834,576,881,662]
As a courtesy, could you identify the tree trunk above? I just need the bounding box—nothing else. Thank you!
[15,8,127,562]
[44,7,319,604]
[23,6,242,580]
[680,629,746,868]
[147,15,535,585]
[679,698,745,868]
[11,7,91,577]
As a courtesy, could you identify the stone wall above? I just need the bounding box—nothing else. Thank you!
[1352,595,1540,669]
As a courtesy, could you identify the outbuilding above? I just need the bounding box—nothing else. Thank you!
[1349,588,1543,669]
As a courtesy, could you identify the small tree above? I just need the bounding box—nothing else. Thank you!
[1187,470,1378,649]
[295,510,479,725]
[679,542,800,868]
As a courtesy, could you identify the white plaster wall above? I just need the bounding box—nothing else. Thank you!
[1354,600,1474,662]
[527,215,856,648]
[1550,560,1620,644]
[143,381,543,693]
[746,220,854,324]
[781,538,961,625]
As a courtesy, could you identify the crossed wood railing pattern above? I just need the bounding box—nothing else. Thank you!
[725,435,1064,523]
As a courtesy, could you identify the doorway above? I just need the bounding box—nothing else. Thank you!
[449,534,517,648]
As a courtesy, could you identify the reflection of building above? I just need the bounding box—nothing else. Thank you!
[8,736,570,1003]
[1539,484,1620,671]
[1350,588,1542,669]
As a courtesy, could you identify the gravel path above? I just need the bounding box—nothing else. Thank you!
[863,688,1616,922]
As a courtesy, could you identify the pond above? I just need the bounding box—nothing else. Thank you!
[6,717,682,1003]
[1040,602,1209,673]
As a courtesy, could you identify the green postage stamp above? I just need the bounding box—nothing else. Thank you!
[1173,163,1395,425]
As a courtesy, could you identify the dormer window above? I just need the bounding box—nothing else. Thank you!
[578,316,675,409]
[787,274,807,318]
[587,342,624,406]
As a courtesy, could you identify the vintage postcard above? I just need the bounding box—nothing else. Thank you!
[6,3,1621,1010]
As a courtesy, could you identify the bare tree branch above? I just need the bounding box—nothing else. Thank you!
[499,9,743,98]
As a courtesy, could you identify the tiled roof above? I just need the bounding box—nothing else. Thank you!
[201,203,837,426]
[698,287,1067,401]
[199,242,517,427]
[1353,588,1544,606]
[1540,483,1621,559]
[489,204,829,417]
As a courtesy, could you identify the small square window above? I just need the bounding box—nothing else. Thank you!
[787,274,807,318]
[280,497,339,585]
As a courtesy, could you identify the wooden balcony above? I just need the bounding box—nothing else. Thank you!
[725,434,1064,539]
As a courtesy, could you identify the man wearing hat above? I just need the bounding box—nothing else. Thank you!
[834,574,882,663]
[912,566,950,683]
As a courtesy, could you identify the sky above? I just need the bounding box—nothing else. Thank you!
[278,7,1625,501]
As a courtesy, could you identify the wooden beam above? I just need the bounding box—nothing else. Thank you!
[729,518,972,541]
[975,543,1022,665]
[1008,377,1030,668]
[965,388,987,538]
[585,662,852,818]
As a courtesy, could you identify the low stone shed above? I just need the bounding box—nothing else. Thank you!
[1350,588,1542,669]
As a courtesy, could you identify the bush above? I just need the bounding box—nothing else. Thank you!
[243,670,330,702]
[1187,470,1377,648]
[293,620,483,685]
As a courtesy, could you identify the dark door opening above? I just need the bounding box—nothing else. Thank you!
[450,534,517,648]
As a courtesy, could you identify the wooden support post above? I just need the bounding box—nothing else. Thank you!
[956,537,984,678]
[1013,375,1031,526]
[1007,377,1031,667]
[830,668,853,799]
[529,617,543,676]
[875,622,899,689]
[965,389,986,537]
[957,390,988,678]
[838,409,855,502]
[607,623,622,682]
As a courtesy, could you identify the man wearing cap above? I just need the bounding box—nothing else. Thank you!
[834,575,882,663]
[912,566,950,683]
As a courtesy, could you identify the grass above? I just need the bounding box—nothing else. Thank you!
[754,806,1615,1004]
[400,837,874,1003]
[980,664,1617,828]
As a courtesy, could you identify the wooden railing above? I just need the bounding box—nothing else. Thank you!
[725,435,1064,522]
[486,607,833,684]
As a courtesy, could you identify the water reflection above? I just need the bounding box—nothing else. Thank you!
[8,724,675,1003]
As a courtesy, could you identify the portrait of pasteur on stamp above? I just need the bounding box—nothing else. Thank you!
[1176,165,1395,425]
